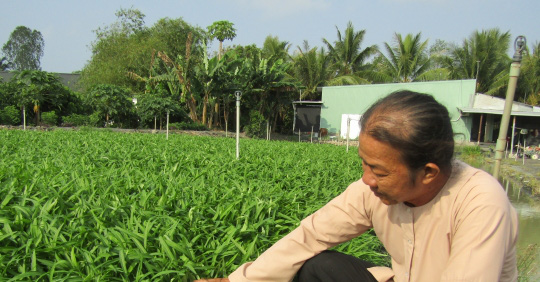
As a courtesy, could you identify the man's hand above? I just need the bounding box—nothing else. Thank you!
[193,279,229,282]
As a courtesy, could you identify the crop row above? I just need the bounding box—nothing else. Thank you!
[0,129,387,281]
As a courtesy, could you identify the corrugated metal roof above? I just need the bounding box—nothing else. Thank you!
[459,107,540,117]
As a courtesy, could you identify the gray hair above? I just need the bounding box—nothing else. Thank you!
[360,90,454,173]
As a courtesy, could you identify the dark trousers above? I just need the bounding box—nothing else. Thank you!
[297,250,378,282]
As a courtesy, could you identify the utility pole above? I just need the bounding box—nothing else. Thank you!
[492,36,526,179]
[235,91,242,160]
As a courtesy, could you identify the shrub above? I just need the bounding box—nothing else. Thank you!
[244,110,266,138]
[89,112,102,127]
[169,122,207,131]
[0,105,21,126]
[41,111,59,126]
[460,145,483,157]
[62,114,89,127]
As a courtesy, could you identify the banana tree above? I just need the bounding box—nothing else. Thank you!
[194,44,226,127]
[157,33,199,122]
[127,49,182,128]
[236,49,299,133]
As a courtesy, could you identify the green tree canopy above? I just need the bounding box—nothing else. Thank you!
[291,41,329,100]
[447,28,511,96]
[207,20,237,59]
[87,84,134,125]
[517,42,540,105]
[12,70,76,124]
[136,82,181,129]
[80,8,205,93]
[376,32,431,83]
[262,35,291,63]
[323,21,378,77]
[2,26,44,70]
[0,57,11,71]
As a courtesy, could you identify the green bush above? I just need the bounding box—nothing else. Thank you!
[169,122,207,131]
[41,111,58,126]
[0,105,21,126]
[89,112,102,127]
[62,114,89,127]
[244,110,266,138]
[460,145,483,157]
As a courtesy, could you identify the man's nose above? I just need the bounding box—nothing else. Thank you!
[362,167,377,187]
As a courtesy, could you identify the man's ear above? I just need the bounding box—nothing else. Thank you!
[421,163,441,185]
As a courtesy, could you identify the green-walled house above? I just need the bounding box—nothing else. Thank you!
[316,80,540,144]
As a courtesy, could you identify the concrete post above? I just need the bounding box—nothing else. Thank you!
[493,36,526,179]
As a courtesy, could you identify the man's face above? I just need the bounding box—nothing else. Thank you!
[358,133,425,206]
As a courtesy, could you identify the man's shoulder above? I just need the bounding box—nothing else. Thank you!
[449,160,512,209]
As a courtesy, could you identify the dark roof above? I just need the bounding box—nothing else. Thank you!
[0,71,81,92]
[292,101,323,105]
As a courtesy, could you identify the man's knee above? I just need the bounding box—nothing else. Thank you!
[301,250,337,273]
[297,250,377,282]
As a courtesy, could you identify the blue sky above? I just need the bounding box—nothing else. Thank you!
[1,0,538,73]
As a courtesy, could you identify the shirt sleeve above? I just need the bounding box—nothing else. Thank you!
[228,181,374,282]
[440,179,519,281]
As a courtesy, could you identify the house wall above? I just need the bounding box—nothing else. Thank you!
[320,80,477,142]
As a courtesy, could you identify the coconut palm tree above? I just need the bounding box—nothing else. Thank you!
[376,32,431,83]
[517,42,540,104]
[323,21,378,77]
[447,28,511,95]
[262,35,291,63]
[291,41,330,100]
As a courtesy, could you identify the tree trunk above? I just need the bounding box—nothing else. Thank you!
[273,112,278,133]
[186,95,199,122]
[214,102,220,128]
[219,41,223,60]
[202,92,209,126]
[223,98,230,135]
[22,105,26,130]
[34,104,40,125]
[224,109,229,136]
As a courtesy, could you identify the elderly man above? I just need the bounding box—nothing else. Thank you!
[222,90,518,281]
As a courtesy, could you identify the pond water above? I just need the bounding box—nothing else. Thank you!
[502,177,540,279]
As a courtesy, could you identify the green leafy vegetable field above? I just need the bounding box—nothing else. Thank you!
[0,129,387,281]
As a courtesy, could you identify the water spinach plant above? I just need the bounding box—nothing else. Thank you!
[0,129,388,281]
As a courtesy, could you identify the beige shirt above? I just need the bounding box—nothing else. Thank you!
[229,161,519,282]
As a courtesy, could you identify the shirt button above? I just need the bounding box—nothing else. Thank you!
[408,239,412,245]
[405,272,409,277]
[406,208,411,213]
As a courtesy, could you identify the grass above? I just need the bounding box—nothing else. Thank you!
[454,144,486,168]
[518,244,539,281]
